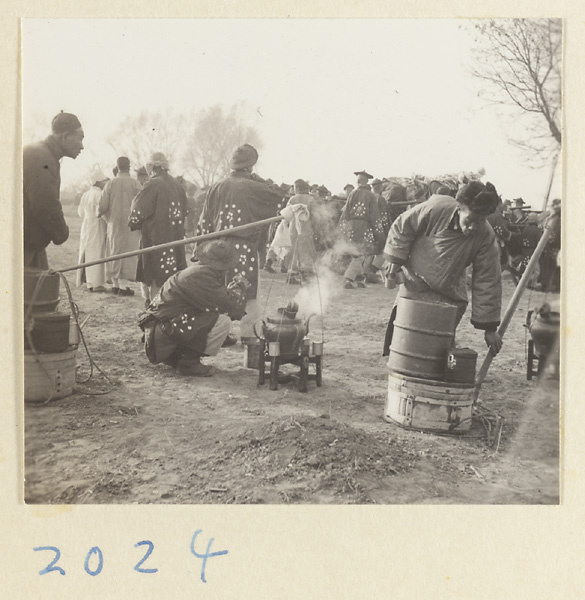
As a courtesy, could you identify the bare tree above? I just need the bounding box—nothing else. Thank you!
[470,19,562,166]
[182,103,263,187]
[106,109,186,171]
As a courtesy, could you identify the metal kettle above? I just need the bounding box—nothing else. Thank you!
[254,301,314,356]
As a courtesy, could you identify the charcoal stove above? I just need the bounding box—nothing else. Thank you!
[253,301,323,392]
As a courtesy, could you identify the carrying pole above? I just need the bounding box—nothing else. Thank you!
[55,215,284,275]
[473,211,560,403]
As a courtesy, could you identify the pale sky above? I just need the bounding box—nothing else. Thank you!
[22,19,561,206]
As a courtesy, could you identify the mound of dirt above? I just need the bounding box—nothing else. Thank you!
[190,415,415,504]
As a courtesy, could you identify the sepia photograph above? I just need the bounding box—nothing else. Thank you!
[22,18,561,505]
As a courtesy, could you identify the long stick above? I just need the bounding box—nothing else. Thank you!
[55,215,284,274]
[473,212,560,402]
[542,152,559,212]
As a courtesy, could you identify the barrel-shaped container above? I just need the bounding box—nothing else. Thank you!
[26,312,71,354]
[24,269,60,314]
[24,348,76,403]
[384,370,474,433]
[388,297,457,380]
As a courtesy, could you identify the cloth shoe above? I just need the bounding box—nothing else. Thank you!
[111,287,120,295]
[118,287,135,297]
[356,281,367,288]
[88,285,107,293]
[177,358,214,377]
[263,263,276,274]
[344,280,355,289]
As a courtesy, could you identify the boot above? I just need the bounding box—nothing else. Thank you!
[263,259,276,274]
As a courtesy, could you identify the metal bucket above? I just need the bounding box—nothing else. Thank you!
[388,297,458,380]
[445,348,478,385]
[24,269,60,314]
[24,348,76,403]
[384,370,474,433]
[243,338,265,369]
[25,312,71,353]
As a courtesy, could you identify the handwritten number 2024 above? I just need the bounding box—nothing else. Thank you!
[33,531,227,583]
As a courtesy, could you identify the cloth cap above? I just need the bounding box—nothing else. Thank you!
[344,183,354,190]
[513,198,525,206]
[230,144,258,170]
[90,164,107,184]
[135,166,148,176]
[371,178,383,186]
[148,152,169,171]
[317,185,329,194]
[194,240,240,271]
[526,212,540,223]
[354,171,373,179]
[51,112,82,135]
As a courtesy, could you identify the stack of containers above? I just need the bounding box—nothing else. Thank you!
[384,296,477,434]
[24,269,76,402]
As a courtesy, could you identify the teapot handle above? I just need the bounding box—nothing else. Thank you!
[253,318,266,340]
[305,313,316,336]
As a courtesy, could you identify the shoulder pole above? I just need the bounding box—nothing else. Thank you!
[54,215,284,275]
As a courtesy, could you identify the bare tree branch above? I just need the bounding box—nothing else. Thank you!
[470,18,562,164]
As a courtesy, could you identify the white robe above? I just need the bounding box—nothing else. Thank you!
[99,173,142,281]
[77,186,107,288]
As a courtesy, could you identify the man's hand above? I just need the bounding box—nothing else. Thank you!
[484,331,503,354]
[229,274,251,292]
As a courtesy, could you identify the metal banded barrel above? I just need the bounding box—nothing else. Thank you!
[24,269,60,314]
[25,312,71,354]
[388,297,457,380]
[384,370,474,433]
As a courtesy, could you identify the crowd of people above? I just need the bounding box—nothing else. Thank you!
[23,111,562,377]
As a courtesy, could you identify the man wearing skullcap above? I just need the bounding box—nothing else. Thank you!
[99,156,143,296]
[129,152,188,303]
[338,171,386,289]
[76,165,109,292]
[197,144,286,341]
[23,111,84,268]
[382,181,503,356]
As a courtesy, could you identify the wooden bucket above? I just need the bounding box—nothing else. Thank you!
[24,348,76,403]
[388,297,457,380]
[24,269,60,314]
[384,370,474,433]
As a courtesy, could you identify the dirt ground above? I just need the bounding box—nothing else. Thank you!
[24,205,560,505]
